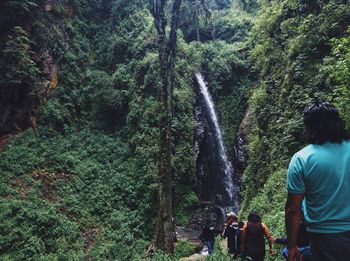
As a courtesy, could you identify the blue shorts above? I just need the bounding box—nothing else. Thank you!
[282,246,311,260]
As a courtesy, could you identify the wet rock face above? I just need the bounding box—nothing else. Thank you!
[0,87,37,136]
[0,49,57,136]
[194,95,226,205]
[0,1,72,136]
[39,51,59,92]
[194,105,209,201]
[178,202,226,239]
[232,106,253,178]
[233,134,246,178]
[194,79,237,208]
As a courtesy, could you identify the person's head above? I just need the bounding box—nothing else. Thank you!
[303,101,347,144]
[248,210,261,223]
[227,212,238,223]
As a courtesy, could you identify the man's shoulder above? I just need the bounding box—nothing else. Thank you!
[296,140,350,156]
[293,145,315,160]
[342,139,350,147]
[292,140,350,167]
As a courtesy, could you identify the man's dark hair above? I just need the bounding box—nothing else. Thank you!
[303,101,348,144]
[248,211,261,223]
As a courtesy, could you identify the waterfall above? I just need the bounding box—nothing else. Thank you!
[195,72,239,211]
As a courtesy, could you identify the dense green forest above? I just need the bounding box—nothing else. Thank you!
[0,0,349,260]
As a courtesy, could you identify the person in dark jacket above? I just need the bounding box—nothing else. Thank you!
[199,221,215,255]
[241,211,273,261]
[222,212,242,257]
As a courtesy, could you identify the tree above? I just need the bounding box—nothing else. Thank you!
[149,0,182,253]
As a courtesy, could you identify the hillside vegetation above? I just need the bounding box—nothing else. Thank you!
[239,1,350,260]
[0,0,349,260]
[0,0,251,260]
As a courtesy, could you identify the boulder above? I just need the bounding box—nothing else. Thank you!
[179,253,206,261]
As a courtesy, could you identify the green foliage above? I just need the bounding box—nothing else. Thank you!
[323,27,350,128]
[241,0,350,245]
[179,0,253,42]
[175,191,198,226]
[0,127,155,260]
[0,199,84,260]
[84,69,129,130]
[3,0,37,13]
[213,8,253,43]
[1,26,40,86]
[174,240,197,259]
[151,251,174,261]
[88,210,148,260]
[240,169,286,234]
[39,99,73,131]
[0,0,38,28]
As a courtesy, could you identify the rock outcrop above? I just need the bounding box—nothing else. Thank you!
[233,106,253,178]
[179,253,206,261]
[0,2,64,136]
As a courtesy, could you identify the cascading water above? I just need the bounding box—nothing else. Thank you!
[195,72,239,212]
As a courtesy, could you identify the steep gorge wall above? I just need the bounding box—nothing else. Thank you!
[0,0,75,136]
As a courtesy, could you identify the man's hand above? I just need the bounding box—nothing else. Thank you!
[268,248,273,256]
[285,193,304,261]
[288,245,301,261]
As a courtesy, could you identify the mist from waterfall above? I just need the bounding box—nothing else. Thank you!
[195,72,239,211]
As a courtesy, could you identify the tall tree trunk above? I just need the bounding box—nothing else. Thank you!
[194,0,200,41]
[200,0,215,40]
[149,0,182,254]
[241,0,247,10]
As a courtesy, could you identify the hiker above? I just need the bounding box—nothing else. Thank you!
[286,101,350,261]
[199,221,215,255]
[241,211,273,261]
[222,212,242,258]
[271,211,311,260]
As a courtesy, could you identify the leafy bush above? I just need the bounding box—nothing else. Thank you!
[0,127,154,260]
[174,240,196,259]
[0,199,84,260]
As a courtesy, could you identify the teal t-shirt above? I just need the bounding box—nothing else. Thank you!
[287,140,350,233]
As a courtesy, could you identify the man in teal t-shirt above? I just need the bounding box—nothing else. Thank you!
[285,102,350,261]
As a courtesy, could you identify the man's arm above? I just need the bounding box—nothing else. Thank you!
[274,237,287,245]
[262,223,273,255]
[222,224,227,238]
[285,193,304,261]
